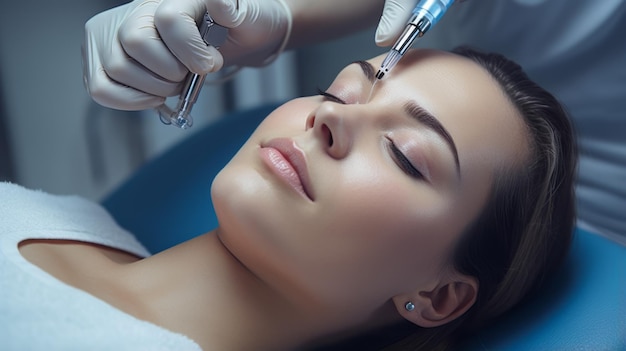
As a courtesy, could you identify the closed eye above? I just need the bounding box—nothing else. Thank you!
[386,137,424,180]
[317,87,346,104]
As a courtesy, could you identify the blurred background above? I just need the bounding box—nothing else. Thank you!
[0,0,386,201]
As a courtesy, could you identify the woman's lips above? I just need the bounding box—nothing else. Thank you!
[259,138,314,201]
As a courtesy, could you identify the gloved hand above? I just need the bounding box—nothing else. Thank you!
[375,0,420,46]
[83,0,291,110]
[375,0,464,47]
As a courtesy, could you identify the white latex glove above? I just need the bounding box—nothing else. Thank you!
[375,0,420,47]
[375,0,465,47]
[83,0,291,110]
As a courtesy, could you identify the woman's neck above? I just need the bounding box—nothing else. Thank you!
[121,231,338,351]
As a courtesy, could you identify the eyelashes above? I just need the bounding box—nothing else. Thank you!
[317,87,346,104]
[386,137,424,179]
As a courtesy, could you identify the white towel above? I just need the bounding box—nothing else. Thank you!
[0,182,201,350]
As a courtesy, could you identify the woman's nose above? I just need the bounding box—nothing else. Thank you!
[306,102,360,159]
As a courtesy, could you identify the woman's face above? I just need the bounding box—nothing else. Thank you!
[212,49,528,315]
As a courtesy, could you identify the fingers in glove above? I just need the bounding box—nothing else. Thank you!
[83,32,166,110]
[204,0,246,27]
[83,48,166,110]
[87,69,167,111]
[119,0,189,83]
[101,37,183,99]
[154,0,224,74]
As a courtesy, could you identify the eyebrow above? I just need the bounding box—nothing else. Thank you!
[404,102,461,176]
[354,60,376,83]
[352,60,461,176]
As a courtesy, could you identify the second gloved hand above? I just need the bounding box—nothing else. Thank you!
[83,0,291,111]
[375,0,420,46]
[376,0,464,47]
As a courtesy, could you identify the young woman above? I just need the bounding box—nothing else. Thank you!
[2,47,576,350]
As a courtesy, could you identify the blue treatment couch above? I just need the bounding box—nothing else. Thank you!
[103,104,626,351]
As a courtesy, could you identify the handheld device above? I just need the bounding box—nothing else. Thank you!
[157,12,228,129]
[375,0,455,80]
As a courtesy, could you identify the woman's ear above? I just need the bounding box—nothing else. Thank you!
[392,273,478,328]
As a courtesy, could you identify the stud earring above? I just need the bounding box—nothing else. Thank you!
[405,301,415,312]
